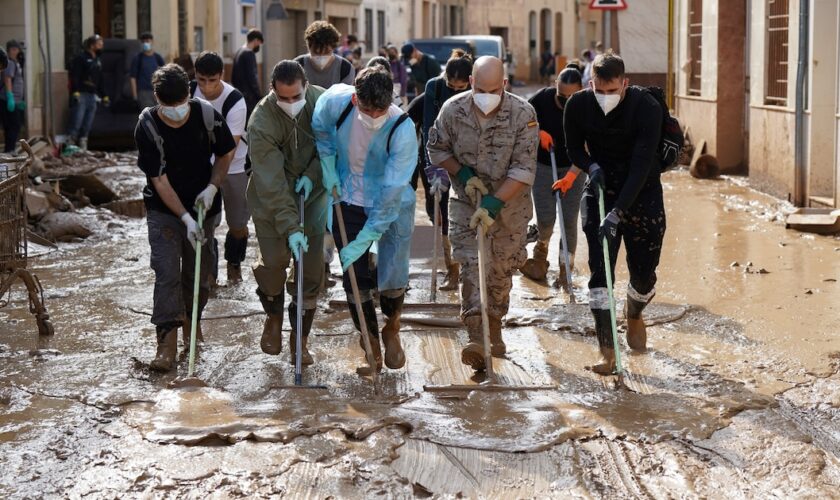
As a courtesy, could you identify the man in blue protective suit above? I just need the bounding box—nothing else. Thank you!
[312,66,418,375]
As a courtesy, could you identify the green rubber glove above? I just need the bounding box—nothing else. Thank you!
[5,92,14,113]
[295,175,313,201]
[339,226,381,271]
[15,100,25,111]
[321,155,341,197]
[287,231,309,258]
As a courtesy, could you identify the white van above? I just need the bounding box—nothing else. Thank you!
[444,35,509,80]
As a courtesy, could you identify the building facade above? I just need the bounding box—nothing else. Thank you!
[673,0,839,208]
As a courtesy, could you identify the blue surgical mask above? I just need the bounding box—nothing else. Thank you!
[142,42,152,52]
[161,101,190,122]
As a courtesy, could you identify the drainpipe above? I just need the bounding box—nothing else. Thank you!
[666,0,674,109]
[793,0,809,206]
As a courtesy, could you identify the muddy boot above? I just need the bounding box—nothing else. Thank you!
[224,231,247,285]
[488,316,506,357]
[226,263,242,285]
[587,309,617,375]
[625,293,653,352]
[150,326,178,372]
[288,302,315,365]
[440,236,460,291]
[257,289,284,355]
[181,317,204,354]
[380,294,406,369]
[460,316,486,371]
[348,301,382,375]
[520,240,549,282]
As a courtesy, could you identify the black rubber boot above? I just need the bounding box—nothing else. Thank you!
[588,309,616,375]
[257,288,284,355]
[288,302,315,365]
[348,300,382,375]
[380,294,406,369]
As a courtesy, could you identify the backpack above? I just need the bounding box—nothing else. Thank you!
[335,100,410,154]
[295,55,352,82]
[642,86,684,171]
[138,99,219,173]
[189,82,252,174]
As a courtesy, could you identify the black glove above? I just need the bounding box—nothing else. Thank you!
[588,163,605,190]
[598,208,622,245]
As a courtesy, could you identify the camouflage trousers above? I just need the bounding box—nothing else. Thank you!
[449,195,530,319]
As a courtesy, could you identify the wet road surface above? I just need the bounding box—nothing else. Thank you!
[1,169,839,498]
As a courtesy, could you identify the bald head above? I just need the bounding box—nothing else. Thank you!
[471,56,505,94]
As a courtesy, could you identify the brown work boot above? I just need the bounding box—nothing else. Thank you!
[349,301,382,376]
[587,309,617,376]
[257,289,284,355]
[150,326,178,372]
[488,316,506,357]
[625,294,652,352]
[520,240,549,282]
[181,315,204,346]
[460,316,486,371]
[440,236,460,291]
[288,302,315,365]
[380,294,406,369]
[227,263,242,285]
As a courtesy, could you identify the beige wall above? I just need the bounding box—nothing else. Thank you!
[749,106,796,201]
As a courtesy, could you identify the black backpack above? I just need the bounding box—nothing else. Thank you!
[642,86,684,171]
[335,100,410,154]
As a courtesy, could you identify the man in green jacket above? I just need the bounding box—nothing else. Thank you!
[247,60,326,364]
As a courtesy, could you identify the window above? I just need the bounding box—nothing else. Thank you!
[765,0,789,105]
[450,6,458,36]
[364,9,373,52]
[432,4,437,38]
[377,10,386,49]
[194,26,204,52]
[241,2,256,31]
[687,0,702,95]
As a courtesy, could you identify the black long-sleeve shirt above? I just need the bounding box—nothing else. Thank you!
[529,87,572,168]
[69,50,105,96]
[231,47,261,110]
[564,86,662,212]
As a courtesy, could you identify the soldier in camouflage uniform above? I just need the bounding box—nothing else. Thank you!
[427,56,539,371]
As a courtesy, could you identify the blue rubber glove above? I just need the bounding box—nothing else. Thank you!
[339,226,381,271]
[424,165,450,194]
[321,155,341,197]
[5,92,14,113]
[295,175,313,201]
[288,231,309,258]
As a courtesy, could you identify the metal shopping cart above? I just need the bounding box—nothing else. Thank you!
[0,140,53,336]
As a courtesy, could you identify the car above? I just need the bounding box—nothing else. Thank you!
[445,35,509,85]
[403,38,475,101]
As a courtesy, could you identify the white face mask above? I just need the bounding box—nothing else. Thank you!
[357,110,388,130]
[277,97,306,118]
[593,82,624,115]
[311,54,332,69]
[160,101,190,122]
[473,92,502,115]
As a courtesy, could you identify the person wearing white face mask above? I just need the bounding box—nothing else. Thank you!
[134,64,236,372]
[246,61,327,364]
[295,21,355,90]
[427,56,539,372]
[312,67,418,376]
[192,52,250,288]
[562,51,666,375]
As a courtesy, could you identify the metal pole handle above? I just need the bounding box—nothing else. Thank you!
[474,198,495,382]
[295,193,305,385]
[431,189,441,302]
[187,204,205,378]
[550,150,575,298]
[596,185,623,376]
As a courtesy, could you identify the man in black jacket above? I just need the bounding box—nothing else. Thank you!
[562,52,664,374]
[401,43,440,96]
[232,29,264,118]
[66,35,108,150]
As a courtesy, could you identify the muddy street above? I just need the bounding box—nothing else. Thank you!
[1,166,839,498]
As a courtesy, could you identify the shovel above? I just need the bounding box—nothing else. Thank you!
[549,146,576,302]
[331,188,381,395]
[169,203,208,389]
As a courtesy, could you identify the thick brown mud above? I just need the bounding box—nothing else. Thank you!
[1,169,839,497]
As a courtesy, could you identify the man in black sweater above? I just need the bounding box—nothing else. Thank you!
[232,29,264,118]
[561,52,664,375]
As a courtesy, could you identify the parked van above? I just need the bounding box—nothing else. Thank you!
[444,35,509,80]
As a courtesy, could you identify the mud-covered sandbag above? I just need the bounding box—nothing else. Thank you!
[37,212,92,241]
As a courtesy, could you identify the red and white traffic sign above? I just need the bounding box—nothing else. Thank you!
[589,0,627,10]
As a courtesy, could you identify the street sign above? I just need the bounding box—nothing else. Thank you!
[589,0,628,10]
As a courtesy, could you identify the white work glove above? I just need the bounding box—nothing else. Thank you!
[194,183,218,211]
[181,213,205,250]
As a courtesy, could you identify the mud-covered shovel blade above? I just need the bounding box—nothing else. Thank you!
[167,376,208,389]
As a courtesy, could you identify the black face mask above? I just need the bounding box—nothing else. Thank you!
[253,45,261,54]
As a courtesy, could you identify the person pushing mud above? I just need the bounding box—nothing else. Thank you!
[427,56,539,372]
[559,52,666,374]
[247,61,327,364]
[312,67,418,375]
